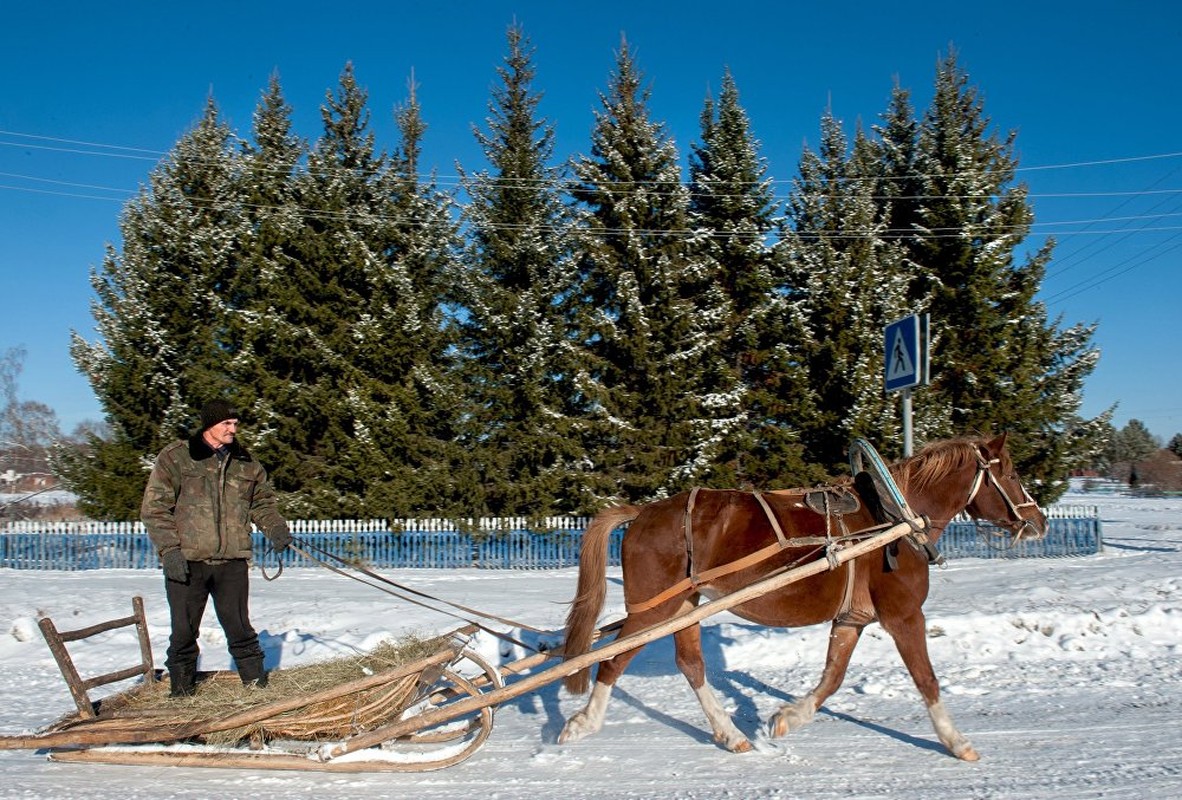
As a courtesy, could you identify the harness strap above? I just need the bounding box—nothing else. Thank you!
[626,492,888,615]
[684,487,700,582]
[752,490,788,546]
[964,456,992,506]
[835,553,858,620]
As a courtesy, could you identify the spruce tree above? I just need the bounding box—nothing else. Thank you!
[239,64,460,518]
[1169,434,1182,460]
[1115,419,1159,463]
[874,83,924,264]
[370,81,468,517]
[64,99,249,519]
[570,39,719,501]
[687,70,819,488]
[227,73,308,503]
[225,67,380,517]
[885,51,1102,499]
[870,83,957,446]
[781,113,914,472]
[455,25,594,515]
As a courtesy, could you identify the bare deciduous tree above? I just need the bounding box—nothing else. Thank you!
[1,346,63,485]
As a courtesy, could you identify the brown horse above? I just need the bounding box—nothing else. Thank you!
[559,434,1046,760]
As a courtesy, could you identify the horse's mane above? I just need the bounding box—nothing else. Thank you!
[890,437,1002,493]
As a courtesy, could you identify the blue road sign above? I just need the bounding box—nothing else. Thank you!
[884,315,921,392]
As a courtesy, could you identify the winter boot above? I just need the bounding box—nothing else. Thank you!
[168,666,196,698]
[237,655,269,688]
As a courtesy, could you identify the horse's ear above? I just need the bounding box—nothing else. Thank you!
[985,431,1009,456]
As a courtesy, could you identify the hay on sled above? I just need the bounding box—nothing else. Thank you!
[113,633,450,745]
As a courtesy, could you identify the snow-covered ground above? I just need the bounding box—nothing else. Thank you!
[1,491,1179,799]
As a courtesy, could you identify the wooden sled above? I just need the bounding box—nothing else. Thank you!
[0,601,499,772]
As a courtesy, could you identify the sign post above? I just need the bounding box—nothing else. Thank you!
[883,314,929,456]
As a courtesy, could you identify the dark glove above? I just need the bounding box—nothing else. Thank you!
[161,549,189,582]
[267,525,293,554]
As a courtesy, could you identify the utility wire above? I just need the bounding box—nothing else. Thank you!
[4,128,1180,303]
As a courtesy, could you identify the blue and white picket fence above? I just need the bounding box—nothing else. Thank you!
[0,506,1099,572]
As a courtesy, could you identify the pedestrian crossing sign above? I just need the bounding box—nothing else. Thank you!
[884,314,928,392]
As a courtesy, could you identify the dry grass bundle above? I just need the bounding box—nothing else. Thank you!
[111,633,451,745]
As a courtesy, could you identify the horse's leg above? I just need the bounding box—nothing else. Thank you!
[558,612,661,744]
[880,610,980,761]
[769,621,864,737]
[673,621,751,752]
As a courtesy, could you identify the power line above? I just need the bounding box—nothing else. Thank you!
[1040,234,1182,306]
[0,171,136,196]
[0,129,166,157]
[3,127,1179,305]
[1015,151,1182,172]
[4,175,1182,241]
[4,127,1182,198]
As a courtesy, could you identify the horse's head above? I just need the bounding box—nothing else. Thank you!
[962,433,1048,541]
[895,433,1048,544]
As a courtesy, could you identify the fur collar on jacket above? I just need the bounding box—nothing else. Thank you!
[186,432,253,463]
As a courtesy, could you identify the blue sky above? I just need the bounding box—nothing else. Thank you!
[2,1,1180,442]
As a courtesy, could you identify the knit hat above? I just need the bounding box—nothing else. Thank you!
[199,399,241,431]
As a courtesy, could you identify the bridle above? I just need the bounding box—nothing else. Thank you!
[964,449,1043,543]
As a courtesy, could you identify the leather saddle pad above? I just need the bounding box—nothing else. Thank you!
[802,486,861,516]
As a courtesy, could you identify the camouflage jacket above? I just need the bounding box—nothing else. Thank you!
[141,433,289,562]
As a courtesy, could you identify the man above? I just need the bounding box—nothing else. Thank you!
[141,399,292,697]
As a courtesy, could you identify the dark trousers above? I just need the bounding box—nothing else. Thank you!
[164,558,263,672]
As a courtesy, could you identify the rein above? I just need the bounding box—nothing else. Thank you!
[259,544,284,581]
[283,537,555,655]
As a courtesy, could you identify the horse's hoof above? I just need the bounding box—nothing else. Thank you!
[957,745,980,762]
[558,716,593,745]
[769,702,814,737]
[769,713,800,738]
[713,731,753,752]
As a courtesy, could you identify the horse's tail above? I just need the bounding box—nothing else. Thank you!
[562,503,641,694]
